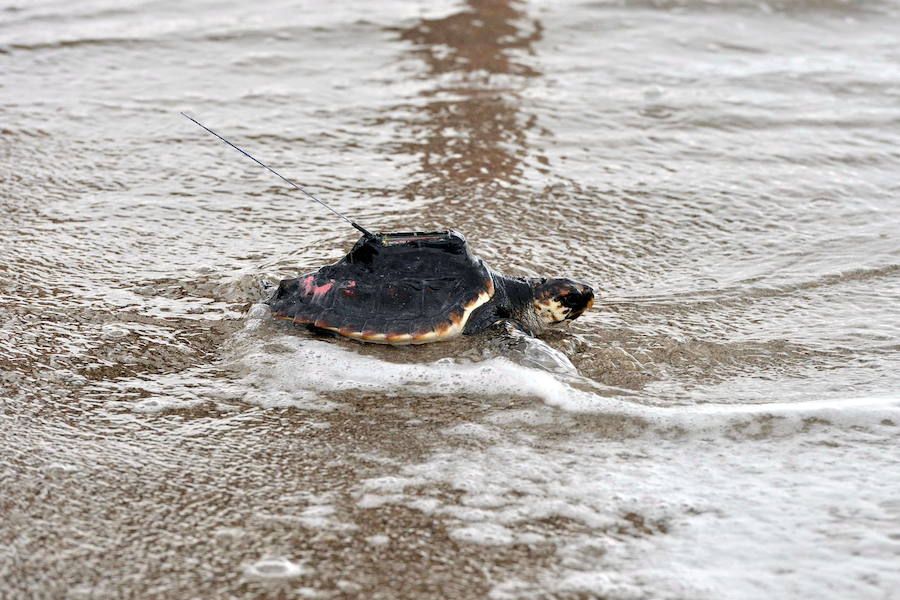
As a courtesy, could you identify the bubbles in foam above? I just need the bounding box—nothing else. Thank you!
[244,557,307,580]
[365,534,390,547]
[132,396,201,414]
[44,462,79,475]
[441,423,500,441]
[242,388,342,411]
[450,523,515,546]
[553,573,644,600]
[213,527,244,541]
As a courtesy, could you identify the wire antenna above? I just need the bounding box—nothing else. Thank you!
[180,112,374,238]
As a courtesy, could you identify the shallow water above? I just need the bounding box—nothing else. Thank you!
[2,0,899,598]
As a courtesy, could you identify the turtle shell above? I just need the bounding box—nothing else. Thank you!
[268,230,495,344]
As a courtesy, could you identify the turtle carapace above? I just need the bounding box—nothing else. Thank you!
[267,230,594,345]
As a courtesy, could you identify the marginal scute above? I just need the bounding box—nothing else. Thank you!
[485,277,495,296]
[413,330,438,343]
[387,332,413,343]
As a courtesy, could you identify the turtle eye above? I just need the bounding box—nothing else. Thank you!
[558,291,584,309]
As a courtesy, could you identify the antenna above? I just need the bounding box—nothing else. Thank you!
[180,112,375,238]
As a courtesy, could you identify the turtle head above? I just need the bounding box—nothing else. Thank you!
[529,278,595,326]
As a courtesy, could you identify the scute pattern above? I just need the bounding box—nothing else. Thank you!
[268,231,496,345]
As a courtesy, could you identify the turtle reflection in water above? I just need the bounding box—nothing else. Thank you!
[268,230,594,345]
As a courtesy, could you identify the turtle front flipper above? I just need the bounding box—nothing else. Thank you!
[491,319,535,337]
[462,302,504,335]
[484,322,578,375]
[463,273,540,337]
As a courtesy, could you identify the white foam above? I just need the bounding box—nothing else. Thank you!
[441,423,501,441]
[241,339,565,400]
[44,462,80,474]
[131,396,202,414]
[238,305,608,404]
[553,573,644,600]
[252,503,355,533]
[450,523,515,546]
[362,476,410,493]
[235,311,900,433]
[213,527,244,541]
[365,534,390,547]
[357,493,404,509]
[355,424,900,599]
[236,308,900,598]
[442,506,495,522]
[243,557,307,580]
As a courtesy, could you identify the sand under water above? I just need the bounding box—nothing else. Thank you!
[2,0,899,598]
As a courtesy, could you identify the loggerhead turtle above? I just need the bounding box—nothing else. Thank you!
[267,230,594,345]
[177,114,594,344]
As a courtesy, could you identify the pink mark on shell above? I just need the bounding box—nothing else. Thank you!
[302,275,334,297]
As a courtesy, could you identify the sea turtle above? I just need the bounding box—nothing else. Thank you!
[267,230,594,345]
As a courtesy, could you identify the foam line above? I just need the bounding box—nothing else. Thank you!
[236,309,900,431]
